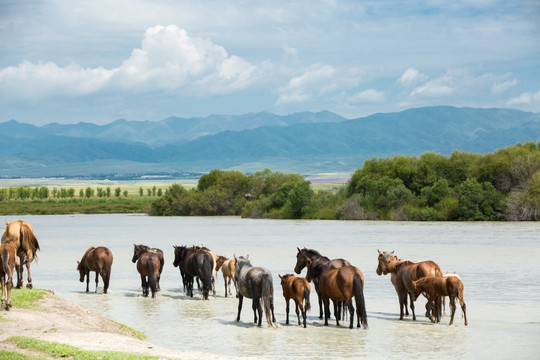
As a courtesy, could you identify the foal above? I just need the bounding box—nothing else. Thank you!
[216,256,238,297]
[279,274,311,328]
[411,275,468,326]
[0,239,18,310]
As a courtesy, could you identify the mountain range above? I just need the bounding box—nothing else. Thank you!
[1,106,538,177]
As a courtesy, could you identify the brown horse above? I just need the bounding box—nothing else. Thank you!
[216,256,238,297]
[411,275,468,326]
[194,245,219,295]
[132,244,164,290]
[77,246,113,294]
[132,245,161,298]
[376,250,413,317]
[1,220,40,289]
[382,254,443,321]
[294,247,351,319]
[312,262,368,329]
[279,274,311,328]
[0,238,18,310]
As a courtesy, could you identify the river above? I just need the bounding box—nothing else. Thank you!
[10,215,540,359]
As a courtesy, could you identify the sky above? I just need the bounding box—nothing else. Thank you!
[1,0,539,125]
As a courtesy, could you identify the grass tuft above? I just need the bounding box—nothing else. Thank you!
[10,288,48,310]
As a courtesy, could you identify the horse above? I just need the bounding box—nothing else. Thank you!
[376,249,413,317]
[305,257,368,329]
[173,245,214,300]
[382,254,443,321]
[1,220,40,289]
[77,246,113,294]
[193,245,219,295]
[132,244,164,290]
[412,275,468,326]
[294,247,351,319]
[0,238,18,310]
[216,256,238,297]
[234,255,276,328]
[132,245,161,298]
[279,274,311,328]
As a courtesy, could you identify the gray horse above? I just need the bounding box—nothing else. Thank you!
[234,255,276,328]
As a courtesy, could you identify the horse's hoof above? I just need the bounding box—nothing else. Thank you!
[26,283,33,289]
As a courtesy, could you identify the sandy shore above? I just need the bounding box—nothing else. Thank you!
[0,290,244,359]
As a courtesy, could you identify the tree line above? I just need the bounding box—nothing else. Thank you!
[150,142,540,221]
[0,186,163,201]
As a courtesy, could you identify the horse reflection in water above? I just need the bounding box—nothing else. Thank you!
[235,255,276,328]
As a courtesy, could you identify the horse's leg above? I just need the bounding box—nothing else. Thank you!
[1,274,6,309]
[295,300,301,326]
[271,296,276,323]
[6,271,12,310]
[16,255,24,289]
[141,274,148,297]
[322,297,330,326]
[85,271,90,292]
[404,293,409,316]
[409,292,416,321]
[332,300,340,326]
[285,298,290,324]
[449,296,457,325]
[103,268,110,294]
[255,298,263,326]
[346,299,354,329]
[398,293,406,320]
[425,299,434,322]
[460,297,468,326]
[223,274,228,298]
[236,294,243,322]
[95,271,99,293]
[252,298,259,324]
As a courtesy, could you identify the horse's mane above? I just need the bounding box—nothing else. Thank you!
[301,248,322,257]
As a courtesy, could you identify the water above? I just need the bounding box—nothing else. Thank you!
[11,215,540,359]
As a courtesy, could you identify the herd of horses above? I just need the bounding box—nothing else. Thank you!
[0,219,468,329]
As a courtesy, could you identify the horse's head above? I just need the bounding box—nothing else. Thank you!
[376,249,396,275]
[411,279,423,301]
[76,260,85,282]
[215,255,227,271]
[132,244,148,263]
[294,247,308,274]
[173,245,187,267]
[234,255,250,278]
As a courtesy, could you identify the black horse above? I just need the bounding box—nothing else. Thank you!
[234,255,276,328]
[132,244,164,290]
[173,245,214,300]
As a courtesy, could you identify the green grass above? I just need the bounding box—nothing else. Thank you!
[10,288,48,310]
[0,350,42,360]
[112,321,146,340]
[0,198,155,215]
[6,336,166,360]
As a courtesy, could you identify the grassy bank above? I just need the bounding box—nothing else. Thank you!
[0,198,155,215]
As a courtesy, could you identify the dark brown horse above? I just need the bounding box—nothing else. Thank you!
[132,244,164,290]
[77,246,113,294]
[0,238,18,310]
[173,245,214,300]
[412,275,468,326]
[294,247,351,319]
[279,274,311,328]
[308,258,368,329]
[382,253,443,321]
[1,220,40,289]
[132,245,161,298]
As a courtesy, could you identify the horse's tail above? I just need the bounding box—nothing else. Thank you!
[1,246,11,275]
[303,283,311,312]
[261,272,276,328]
[147,258,157,298]
[353,272,368,329]
[20,225,39,263]
[201,255,213,300]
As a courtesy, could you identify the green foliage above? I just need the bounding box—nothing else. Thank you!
[10,288,48,310]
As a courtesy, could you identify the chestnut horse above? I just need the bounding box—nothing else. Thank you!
[279,274,311,328]
[0,238,18,310]
[132,245,161,298]
[412,275,468,326]
[382,254,443,321]
[216,256,237,297]
[235,255,276,328]
[77,246,113,294]
[132,244,164,290]
[1,220,40,289]
[376,250,413,317]
[294,247,351,319]
[307,258,368,329]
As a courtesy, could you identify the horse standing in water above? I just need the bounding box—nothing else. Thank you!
[1,220,40,289]
[132,245,161,298]
[193,245,219,295]
[216,256,238,298]
[173,245,214,300]
[305,256,368,329]
[132,244,164,290]
[77,246,113,294]
[235,255,276,328]
[380,252,443,321]
[294,247,350,319]
[279,274,311,328]
[0,238,18,310]
[412,275,468,326]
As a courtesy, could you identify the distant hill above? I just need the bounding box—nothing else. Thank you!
[0,106,538,177]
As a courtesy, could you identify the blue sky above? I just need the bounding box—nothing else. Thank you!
[1,0,539,125]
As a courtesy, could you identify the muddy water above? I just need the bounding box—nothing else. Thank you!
[14,215,540,359]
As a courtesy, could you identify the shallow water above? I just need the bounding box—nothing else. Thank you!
[12,215,540,359]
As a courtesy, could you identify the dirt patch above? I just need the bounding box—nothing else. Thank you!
[0,290,247,359]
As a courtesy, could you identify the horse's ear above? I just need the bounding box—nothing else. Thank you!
[4,219,8,226]
[278,274,282,279]
[377,249,382,255]
[297,247,301,252]
[390,250,394,255]
[246,254,249,259]
[77,260,80,265]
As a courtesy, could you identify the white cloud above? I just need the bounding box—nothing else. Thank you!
[0,25,260,101]
[348,89,386,104]
[506,90,540,105]
[276,64,336,104]
[491,78,517,94]
[410,75,454,98]
[398,68,428,86]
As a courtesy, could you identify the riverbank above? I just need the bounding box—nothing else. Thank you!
[0,289,247,360]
